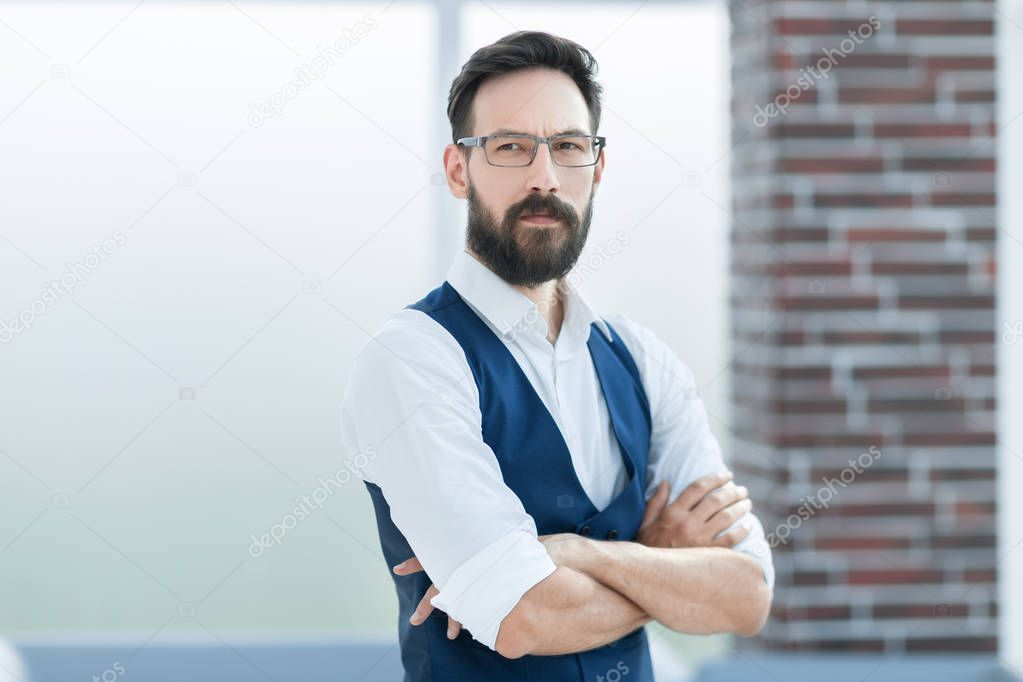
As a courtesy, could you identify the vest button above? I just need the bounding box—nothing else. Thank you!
[579,525,592,537]
[606,529,619,540]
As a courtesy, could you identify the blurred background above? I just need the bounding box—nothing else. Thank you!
[0,0,1019,680]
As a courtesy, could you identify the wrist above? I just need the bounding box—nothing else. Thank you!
[572,535,619,575]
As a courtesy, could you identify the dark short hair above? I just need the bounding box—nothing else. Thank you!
[447,30,604,149]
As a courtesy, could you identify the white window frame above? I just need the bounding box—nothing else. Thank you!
[997,0,1022,670]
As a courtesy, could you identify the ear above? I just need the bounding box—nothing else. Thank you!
[443,143,470,199]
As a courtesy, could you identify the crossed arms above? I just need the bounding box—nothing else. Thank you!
[344,313,774,659]
[395,472,773,659]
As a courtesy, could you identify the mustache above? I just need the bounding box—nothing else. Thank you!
[510,195,576,222]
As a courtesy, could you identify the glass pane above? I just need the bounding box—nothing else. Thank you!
[0,0,436,639]
[484,135,536,165]
[552,136,597,166]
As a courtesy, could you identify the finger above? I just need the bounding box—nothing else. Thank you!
[640,481,670,529]
[393,556,424,575]
[694,484,748,522]
[674,471,733,511]
[447,617,462,639]
[409,584,439,625]
[706,497,753,535]
[713,522,751,548]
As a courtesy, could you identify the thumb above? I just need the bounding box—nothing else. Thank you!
[640,480,670,529]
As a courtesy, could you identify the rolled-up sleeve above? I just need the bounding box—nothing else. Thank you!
[606,314,775,590]
[429,525,557,649]
[341,310,557,650]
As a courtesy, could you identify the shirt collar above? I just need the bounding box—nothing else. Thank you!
[445,250,613,345]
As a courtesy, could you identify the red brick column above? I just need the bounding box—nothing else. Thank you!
[728,0,998,652]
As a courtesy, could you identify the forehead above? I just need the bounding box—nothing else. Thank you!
[472,67,591,136]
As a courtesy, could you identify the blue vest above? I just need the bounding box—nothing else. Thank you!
[364,282,655,682]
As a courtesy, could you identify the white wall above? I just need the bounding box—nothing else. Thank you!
[996,0,1023,669]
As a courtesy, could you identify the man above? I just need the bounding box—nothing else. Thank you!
[341,30,773,681]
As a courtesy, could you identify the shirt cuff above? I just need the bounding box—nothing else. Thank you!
[429,528,558,651]
[729,512,775,590]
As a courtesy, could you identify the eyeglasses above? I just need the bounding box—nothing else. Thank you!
[456,133,607,167]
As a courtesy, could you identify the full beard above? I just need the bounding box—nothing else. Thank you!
[465,182,594,288]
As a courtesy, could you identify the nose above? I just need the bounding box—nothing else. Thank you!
[525,141,561,194]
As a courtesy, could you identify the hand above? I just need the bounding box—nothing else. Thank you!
[636,471,752,549]
[392,556,463,640]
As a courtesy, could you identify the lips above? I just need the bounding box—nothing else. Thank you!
[521,213,560,225]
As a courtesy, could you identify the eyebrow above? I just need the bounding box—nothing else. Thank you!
[487,127,591,137]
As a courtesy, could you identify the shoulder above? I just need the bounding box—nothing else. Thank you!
[347,306,476,397]
[600,312,700,422]
[366,306,461,356]
[602,312,697,386]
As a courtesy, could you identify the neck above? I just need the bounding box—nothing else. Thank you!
[512,277,556,305]
[465,249,566,344]
[514,279,564,344]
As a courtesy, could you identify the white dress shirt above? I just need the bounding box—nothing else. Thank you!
[341,249,774,651]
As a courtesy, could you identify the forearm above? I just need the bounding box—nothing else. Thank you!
[567,539,771,636]
[496,565,652,657]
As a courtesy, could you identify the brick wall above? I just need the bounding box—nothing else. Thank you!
[728,0,998,652]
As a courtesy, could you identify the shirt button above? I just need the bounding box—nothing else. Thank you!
[579,525,592,537]
[606,529,619,540]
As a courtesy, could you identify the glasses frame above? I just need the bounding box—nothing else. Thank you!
[456,133,607,167]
